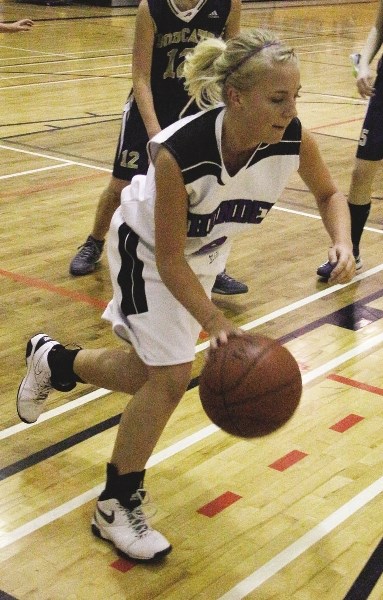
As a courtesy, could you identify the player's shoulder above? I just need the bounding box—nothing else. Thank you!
[147,0,169,21]
[151,107,222,171]
[165,107,221,150]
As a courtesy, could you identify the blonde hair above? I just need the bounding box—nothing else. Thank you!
[183,29,297,109]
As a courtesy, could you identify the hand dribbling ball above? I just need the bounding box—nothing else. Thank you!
[199,333,302,437]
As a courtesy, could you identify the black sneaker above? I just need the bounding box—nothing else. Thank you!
[316,255,363,280]
[212,270,248,295]
[69,235,104,276]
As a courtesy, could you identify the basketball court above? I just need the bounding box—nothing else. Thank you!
[0,1,382,598]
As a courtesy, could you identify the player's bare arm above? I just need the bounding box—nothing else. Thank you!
[356,0,383,97]
[0,19,34,32]
[298,128,355,284]
[154,147,236,345]
[132,0,161,139]
[223,0,241,40]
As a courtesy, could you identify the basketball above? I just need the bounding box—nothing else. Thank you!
[199,333,302,438]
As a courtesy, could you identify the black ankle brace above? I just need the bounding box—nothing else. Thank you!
[48,344,83,391]
[99,463,146,507]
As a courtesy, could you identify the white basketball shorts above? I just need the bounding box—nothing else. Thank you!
[102,207,229,366]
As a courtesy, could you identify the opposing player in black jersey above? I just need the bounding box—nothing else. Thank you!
[317,0,383,279]
[18,29,355,562]
[70,0,246,295]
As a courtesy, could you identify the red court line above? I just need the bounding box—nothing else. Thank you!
[197,491,242,517]
[330,414,365,433]
[0,170,109,200]
[110,557,136,572]
[0,268,107,309]
[327,374,383,397]
[310,116,363,132]
[269,450,308,472]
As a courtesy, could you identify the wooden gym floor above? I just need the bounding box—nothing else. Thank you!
[0,1,382,598]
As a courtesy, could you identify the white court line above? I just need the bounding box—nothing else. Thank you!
[2,143,379,237]
[0,53,129,66]
[0,50,129,63]
[0,163,70,180]
[0,143,112,172]
[274,205,383,235]
[218,476,383,600]
[2,262,383,441]
[0,65,130,82]
[0,388,110,441]
[0,74,126,91]
[1,329,383,550]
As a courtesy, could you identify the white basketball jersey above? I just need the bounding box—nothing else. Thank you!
[120,106,301,258]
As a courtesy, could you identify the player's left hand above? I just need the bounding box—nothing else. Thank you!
[327,245,356,284]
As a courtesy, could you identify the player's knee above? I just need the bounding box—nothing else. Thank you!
[150,363,192,406]
[352,160,378,186]
[108,177,131,207]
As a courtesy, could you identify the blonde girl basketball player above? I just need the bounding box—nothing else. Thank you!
[18,29,355,562]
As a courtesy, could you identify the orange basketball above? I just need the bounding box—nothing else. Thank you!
[199,333,302,437]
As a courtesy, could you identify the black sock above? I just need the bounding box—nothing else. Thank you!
[349,202,371,256]
[99,463,146,508]
[47,344,83,391]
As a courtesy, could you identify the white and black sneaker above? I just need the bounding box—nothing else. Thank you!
[91,493,172,561]
[17,334,60,423]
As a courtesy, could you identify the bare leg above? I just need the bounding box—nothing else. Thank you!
[348,158,380,205]
[73,348,192,474]
[348,158,380,254]
[91,176,129,241]
[73,347,148,393]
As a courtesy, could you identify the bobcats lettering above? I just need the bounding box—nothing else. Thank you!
[156,28,216,48]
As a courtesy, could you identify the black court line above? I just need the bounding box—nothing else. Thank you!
[343,538,383,600]
[2,286,383,482]
[0,376,199,481]
[0,297,382,600]
[2,287,383,481]
[0,591,18,600]
[279,287,383,343]
[2,116,122,140]
[0,415,120,481]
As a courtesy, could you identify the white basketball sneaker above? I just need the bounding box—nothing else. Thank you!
[17,334,58,423]
[91,492,172,561]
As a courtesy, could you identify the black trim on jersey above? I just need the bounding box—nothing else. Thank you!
[162,107,223,184]
[117,223,148,317]
[182,161,223,185]
[247,118,302,168]
[162,108,301,185]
